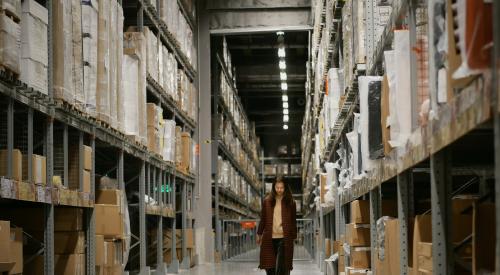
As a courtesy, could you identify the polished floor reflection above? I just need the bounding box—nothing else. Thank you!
[175,260,323,275]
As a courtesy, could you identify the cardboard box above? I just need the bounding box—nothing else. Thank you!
[345,267,371,275]
[103,240,123,267]
[55,231,85,254]
[346,223,370,247]
[320,174,327,203]
[95,235,104,266]
[54,254,85,275]
[21,0,48,64]
[333,240,341,254]
[325,238,332,258]
[177,228,195,249]
[350,247,371,269]
[100,266,122,275]
[417,254,432,273]
[412,215,432,274]
[181,132,191,171]
[55,208,84,231]
[418,242,432,258]
[9,227,23,274]
[22,154,46,184]
[0,221,13,272]
[147,125,160,153]
[350,200,370,224]
[20,58,48,95]
[0,149,22,181]
[95,204,123,238]
[96,189,122,206]
[147,103,159,128]
[83,170,91,193]
[83,145,92,171]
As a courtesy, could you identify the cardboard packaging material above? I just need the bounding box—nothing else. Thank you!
[20,58,48,95]
[181,132,192,171]
[52,0,73,103]
[0,0,21,19]
[83,145,92,171]
[83,170,91,193]
[22,154,46,185]
[103,240,123,267]
[350,247,371,269]
[98,176,118,190]
[325,238,332,258]
[10,227,23,274]
[96,189,122,207]
[55,208,84,231]
[54,254,85,275]
[95,235,104,266]
[351,200,370,224]
[412,215,432,274]
[95,204,123,238]
[345,267,371,275]
[0,11,20,74]
[55,231,85,254]
[0,221,14,272]
[0,149,22,181]
[347,223,370,247]
[320,174,327,203]
[82,0,98,117]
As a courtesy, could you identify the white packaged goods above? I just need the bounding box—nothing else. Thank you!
[327,68,342,125]
[20,0,47,94]
[163,120,176,162]
[96,0,110,123]
[145,27,158,83]
[52,0,73,102]
[161,46,168,92]
[353,0,365,64]
[82,0,98,116]
[124,31,148,146]
[158,38,163,89]
[0,16,19,70]
[72,0,84,109]
[342,0,353,87]
[115,1,124,131]
[391,30,412,148]
[21,0,47,65]
[0,0,21,19]
[122,55,139,137]
[20,58,47,94]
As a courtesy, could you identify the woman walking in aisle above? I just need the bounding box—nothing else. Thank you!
[257,178,297,275]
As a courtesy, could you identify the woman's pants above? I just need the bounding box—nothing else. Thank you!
[266,238,289,275]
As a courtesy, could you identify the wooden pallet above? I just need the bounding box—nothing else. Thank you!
[0,64,19,81]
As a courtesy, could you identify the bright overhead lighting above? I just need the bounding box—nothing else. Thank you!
[283,124,289,130]
[278,48,286,58]
[276,31,285,36]
[280,72,287,81]
[281,83,288,91]
[283,115,289,122]
[279,60,286,70]
[283,102,289,108]
[283,109,289,115]
[282,95,288,102]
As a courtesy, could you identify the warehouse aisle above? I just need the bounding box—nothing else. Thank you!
[176,261,322,275]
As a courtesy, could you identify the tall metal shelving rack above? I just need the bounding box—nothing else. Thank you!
[0,0,199,274]
[303,0,500,274]
[210,35,263,260]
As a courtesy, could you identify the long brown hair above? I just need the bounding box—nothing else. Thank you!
[269,177,294,207]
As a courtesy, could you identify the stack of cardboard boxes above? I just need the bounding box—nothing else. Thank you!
[0,0,20,77]
[0,220,23,275]
[345,200,371,275]
[0,149,23,182]
[67,145,92,193]
[147,103,162,154]
[150,228,195,267]
[0,148,47,186]
[95,189,125,274]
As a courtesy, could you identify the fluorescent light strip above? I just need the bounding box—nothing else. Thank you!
[280,72,287,81]
[283,125,288,130]
[282,95,288,102]
[281,83,288,91]
[278,48,286,58]
[279,60,286,70]
[283,102,289,108]
[283,115,289,122]
[283,109,289,115]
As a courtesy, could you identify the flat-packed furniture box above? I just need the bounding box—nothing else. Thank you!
[0,149,22,181]
[351,200,370,224]
[22,154,46,185]
[0,220,14,272]
[10,227,23,274]
[350,247,370,269]
[54,231,86,254]
[346,223,370,247]
[95,204,123,238]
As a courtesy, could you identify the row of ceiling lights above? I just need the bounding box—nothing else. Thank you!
[277,31,288,130]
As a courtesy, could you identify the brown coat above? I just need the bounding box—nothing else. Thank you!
[258,197,297,270]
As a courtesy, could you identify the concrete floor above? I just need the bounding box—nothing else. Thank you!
[176,261,322,275]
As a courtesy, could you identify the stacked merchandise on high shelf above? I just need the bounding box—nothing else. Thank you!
[159,0,196,68]
[217,156,251,203]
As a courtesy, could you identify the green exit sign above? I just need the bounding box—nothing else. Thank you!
[154,184,171,193]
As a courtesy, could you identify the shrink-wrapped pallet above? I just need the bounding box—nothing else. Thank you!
[109,0,118,128]
[71,0,84,109]
[163,120,176,162]
[20,0,47,94]
[145,27,158,83]
[97,0,110,123]
[161,45,168,92]
[121,55,139,137]
[0,0,20,19]
[81,0,98,116]
[52,0,73,102]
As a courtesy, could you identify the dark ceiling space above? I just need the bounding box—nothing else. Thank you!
[225,32,309,159]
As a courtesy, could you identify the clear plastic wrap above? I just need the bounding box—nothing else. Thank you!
[163,120,176,162]
[52,0,74,103]
[158,38,164,89]
[21,0,48,65]
[121,55,139,136]
[161,46,168,92]
[115,2,124,131]
[81,1,97,115]
[96,0,110,123]
[72,0,84,108]
[145,27,158,82]
[108,0,118,128]
[1,0,21,19]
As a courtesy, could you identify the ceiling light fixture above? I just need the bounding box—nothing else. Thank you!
[276,31,285,36]
[282,95,288,102]
[283,109,289,115]
[279,60,286,70]
[283,102,289,109]
[283,115,289,122]
[281,83,288,91]
[278,48,286,58]
[280,72,287,81]
[283,124,288,130]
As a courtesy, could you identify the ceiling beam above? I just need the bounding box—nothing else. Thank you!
[207,0,311,10]
[228,44,308,50]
